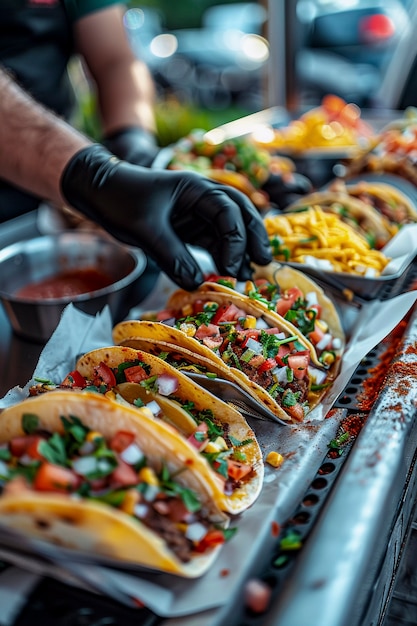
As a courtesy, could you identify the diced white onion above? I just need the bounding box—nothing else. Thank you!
[120,442,144,465]
[304,255,334,271]
[78,440,95,456]
[316,333,332,351]
[306,291,318,307]
[146,400,162,416]
[97,458,113,474]
[245,337,263,354]
[72,455,98,476]
[308,366,328,385]
[134,503,149,519]
[272,332,286,340]
[0,460,9,477]
[185,522,208,542]
[332,337,342,350]
[19,453,35,467]
[143,483,160,502]
[272,366,289,385]
[255,317,269,329]
[157,373,179,396]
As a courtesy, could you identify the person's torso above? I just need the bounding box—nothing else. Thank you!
[0,0,75,117]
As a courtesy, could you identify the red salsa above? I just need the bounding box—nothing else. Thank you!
[15,268,113,300]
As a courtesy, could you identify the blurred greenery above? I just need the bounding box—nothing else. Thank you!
[71,1,257,145]
[73,85,252,146]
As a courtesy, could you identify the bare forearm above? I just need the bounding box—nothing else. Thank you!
[75,6,157,136]
[0,68,91,206]
[95,57,156,135]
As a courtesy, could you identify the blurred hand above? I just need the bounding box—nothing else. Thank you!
[262,171,313,210]
[102,127,160,168]
[61,145,272,290]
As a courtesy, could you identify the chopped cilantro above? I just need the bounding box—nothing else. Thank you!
[22,413,40,434]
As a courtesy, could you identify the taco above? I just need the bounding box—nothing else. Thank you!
[200,262,345,374]
[31,346,264,515]
[113,289,334,422]
[285,185,396,249]
[335,179,417,228]
[0,390,235,577]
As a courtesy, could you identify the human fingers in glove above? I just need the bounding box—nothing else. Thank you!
[261,171,313,210]
[102,127,160,168]
[61,146,272,291]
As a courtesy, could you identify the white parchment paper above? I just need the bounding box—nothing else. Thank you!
[1,278,417,617]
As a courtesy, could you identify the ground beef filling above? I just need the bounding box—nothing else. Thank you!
[142,500,209,563]
[229,343,309,407]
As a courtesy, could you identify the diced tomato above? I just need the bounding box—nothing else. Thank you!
[195,323,220,340]
[187,422,208,450]
[205,274,236,287]
[110,431,135,453]
[248,354,265,368]
[25,436,47,461]
[34,462,80,493]
[61,370,87,388]
[240,330,261,347]
[9,435,42,458]
[167,498,192,523]
[124,364,149,383]
[212,154,227,168]
[227,459,253,481]
[308,323,325,346]
[275,344,291,367]
[192,299,205,313]
[214,303,246,324]
[95,362,116,387]
[257,357,277,374]
[244,578,272,614]
[285,403,305,422]
[156,309,175,321]
[194,529,225,553]
[307,303,322,318]
[274,287,304,317]
[287,353,310,379]
[110,460,138,488]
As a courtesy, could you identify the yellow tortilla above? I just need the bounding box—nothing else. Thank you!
[0,391,230,577]
[113,287,331,422]
[74,347,264,515]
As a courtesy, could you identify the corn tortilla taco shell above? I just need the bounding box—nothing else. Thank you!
[113,288,330,422]
[0,391,231,577]
[286,187,395,249]
[73,347,264,515]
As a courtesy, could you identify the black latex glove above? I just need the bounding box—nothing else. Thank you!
[61,145,272,291]
[102,127,160,168]
[262,171,313,210]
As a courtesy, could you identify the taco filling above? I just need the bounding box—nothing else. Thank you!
[0,411,233,564]
[203,275,343,370]
[153,299,319,422]
[31,359,257,495]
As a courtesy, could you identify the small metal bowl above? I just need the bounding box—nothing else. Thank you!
[0,232,148,342]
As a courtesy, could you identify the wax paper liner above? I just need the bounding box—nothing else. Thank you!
[0,285,416,617]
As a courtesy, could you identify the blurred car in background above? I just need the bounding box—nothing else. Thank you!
[295,0,412,108]
[124,2,269,111]
[124,1,414,114]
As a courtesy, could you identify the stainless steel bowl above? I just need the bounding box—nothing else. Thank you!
[0,232,147,342]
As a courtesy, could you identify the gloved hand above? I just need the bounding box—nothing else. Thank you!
[261,171,313,210]
[102,127,160,168]
[60,145,273,291]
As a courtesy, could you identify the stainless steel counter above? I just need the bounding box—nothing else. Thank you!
[1,211,417,626]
